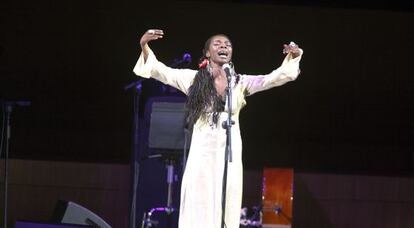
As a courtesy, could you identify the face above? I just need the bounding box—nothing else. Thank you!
[205,35,233,66]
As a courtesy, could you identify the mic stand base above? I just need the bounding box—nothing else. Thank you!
[141,207,176,228]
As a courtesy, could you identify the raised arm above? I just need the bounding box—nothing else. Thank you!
[241,42,303,96]
[139,29,163,62]
[133,29,196,95]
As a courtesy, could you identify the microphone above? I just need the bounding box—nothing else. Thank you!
[171,53,192,67]
[182,53,192,63]
[222,63,234,82]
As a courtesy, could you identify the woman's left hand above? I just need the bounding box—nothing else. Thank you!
[283,42,301,58]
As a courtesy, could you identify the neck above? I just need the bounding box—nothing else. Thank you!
[209,60,222,70]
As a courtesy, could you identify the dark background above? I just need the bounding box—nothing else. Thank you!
[1,0,413,175]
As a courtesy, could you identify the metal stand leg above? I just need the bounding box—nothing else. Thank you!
[142,159,176,228]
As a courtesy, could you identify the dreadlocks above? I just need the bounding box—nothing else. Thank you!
[184,35,230,130]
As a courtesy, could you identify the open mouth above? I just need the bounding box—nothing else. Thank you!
[218,50,228,58]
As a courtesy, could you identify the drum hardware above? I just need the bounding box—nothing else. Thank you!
[240,206,262,227]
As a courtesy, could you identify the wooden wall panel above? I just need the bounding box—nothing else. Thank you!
[2,162,414,228]
[0,159,130,228]
[293,172,414,228]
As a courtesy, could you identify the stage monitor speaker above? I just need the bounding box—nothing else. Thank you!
[51,200,112,228]
[15,220,92,228]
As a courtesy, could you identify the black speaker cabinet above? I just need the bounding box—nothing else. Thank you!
[51,200,111,228]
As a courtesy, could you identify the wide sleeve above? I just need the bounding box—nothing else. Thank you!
[240,49,303,96]
[132,48,197,95]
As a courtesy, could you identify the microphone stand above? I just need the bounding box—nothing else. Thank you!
[221,71,234,228]
[2,103,12,228]
[128,53,192,228]
[124,79,143,228]
[1,100,30,228]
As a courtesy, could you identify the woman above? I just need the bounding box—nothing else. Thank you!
[133,29,303,228]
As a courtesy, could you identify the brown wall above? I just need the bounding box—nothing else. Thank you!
[293,172,414,228]
[0,159,130,228]
[243,170,414,228]
[1,162,414,227]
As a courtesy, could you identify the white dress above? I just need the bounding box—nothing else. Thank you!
[133,47,302,228]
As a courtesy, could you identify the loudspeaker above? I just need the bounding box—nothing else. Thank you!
[51,200,111,228]
[146,96,188,151]
[15,221,92,228]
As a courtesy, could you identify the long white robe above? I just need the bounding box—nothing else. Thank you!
[133,47,302,228]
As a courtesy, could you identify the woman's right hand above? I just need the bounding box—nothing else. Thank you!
[140,29,164,48]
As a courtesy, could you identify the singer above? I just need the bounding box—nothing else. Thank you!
[133,29,303,228]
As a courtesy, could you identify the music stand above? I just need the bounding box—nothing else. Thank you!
[142,96,190,228]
